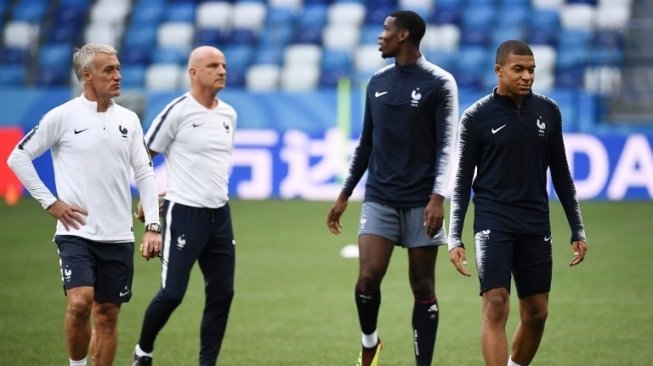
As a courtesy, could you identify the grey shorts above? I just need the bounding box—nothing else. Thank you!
[357,201,447,248]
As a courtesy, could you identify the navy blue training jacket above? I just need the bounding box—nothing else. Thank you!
[341,56,458,208]
[449,89,587,248]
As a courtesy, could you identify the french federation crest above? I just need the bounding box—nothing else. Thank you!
[536,116,546,136]
[410,88,422,107]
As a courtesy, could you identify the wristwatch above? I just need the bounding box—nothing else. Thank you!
[145,223,161,233]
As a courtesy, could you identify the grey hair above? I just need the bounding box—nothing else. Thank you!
[72,43,118,82]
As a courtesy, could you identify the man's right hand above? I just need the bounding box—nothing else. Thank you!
[449,247,471,277]
[47,200,87,231]
[327,193,349,235]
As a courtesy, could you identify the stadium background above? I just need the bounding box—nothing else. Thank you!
[0,1,652,365]
[0,0,652,202]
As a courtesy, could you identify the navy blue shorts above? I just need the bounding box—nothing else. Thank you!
[474,229,553,298]
[54,235,134,303]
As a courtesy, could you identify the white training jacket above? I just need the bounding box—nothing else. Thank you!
[7,94,160,243]
[145,92,237,209]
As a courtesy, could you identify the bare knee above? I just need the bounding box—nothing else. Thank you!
[93,303,120,331]
[483,289,510,323]
[356,274,382,293]
[67,296,93,321]
[409,277,434,300]
[522,307,548,329]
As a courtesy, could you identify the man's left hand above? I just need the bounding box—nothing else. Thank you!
[424,194,444,237]
[140,231,162,260]
[569,240,588,266]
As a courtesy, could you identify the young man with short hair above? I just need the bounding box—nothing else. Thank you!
[448,40,589,366]
[327,10,459,366]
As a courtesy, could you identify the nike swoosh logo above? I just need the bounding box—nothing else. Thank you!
[544,236,551,242]
[119,290,130,297]
[491,124,506,134]
[374,91,388,97]
[74,128,89,135]
[192,123,202,127]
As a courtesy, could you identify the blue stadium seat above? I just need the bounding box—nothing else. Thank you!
[359,24,380,45]
[35,67,70,86]
[11,1,49,22]
[0,0,7,21]
[555,67,585,90]
[164,3,196,22]
[465,0,496,4]
[424,49,456,74]
[0,65,26,86]
[556,46,589,69]
[593,29,624,49]
[151,47,189,65]
[258,24,293,48]
[46,5,87,43]
[460,4,495,46]
[224,44,255,68]
[195,28,225,47]
[13,0,49,8]
[47,21,81,43]
[364,2,394,25]
[119,64,146,89]
[455,46,490,90]
[590,47,623,67]
[431,0,461,25]
[120,46,152,66]
[222,46,249,88]
[319,48,351,87]
[131,2,165,25]
[526,9,560,46]
[59,0,90,6]
[490,26,527,51]
[496,3,530,28]
[499,0,531,5]
[226,67,246,88]
[53,3,87,23]
[294,4,327,44]
[38,43,72,70]
[292,26,323,44]
[0,47,30,64]
[227,29,258,45]
[266,7,295,27]
[567,0,597,4]
[557,29,592,52]
[254,44,284,65]
[298,4,328,30]
[123,23,158,51]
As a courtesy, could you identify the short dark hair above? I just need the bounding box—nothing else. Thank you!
[389,10,426,46]
[495,40,533,65]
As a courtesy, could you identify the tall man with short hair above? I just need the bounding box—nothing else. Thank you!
[132,45,237,366]
[7,43,162,366]
[448,40,589,366]
[327,10,459,366]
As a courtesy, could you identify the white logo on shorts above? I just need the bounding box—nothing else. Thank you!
[119,286,130,297]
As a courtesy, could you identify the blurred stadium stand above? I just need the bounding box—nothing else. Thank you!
[0,0,649,128]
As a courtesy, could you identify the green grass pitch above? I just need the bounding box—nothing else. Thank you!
[1,198,652,365]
